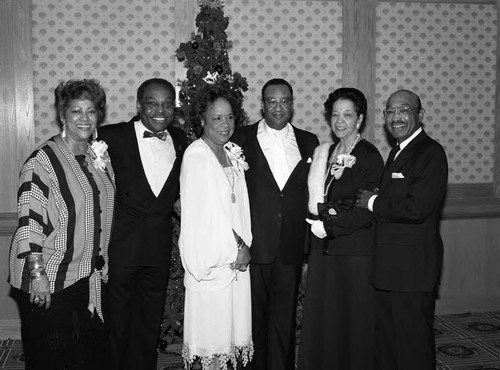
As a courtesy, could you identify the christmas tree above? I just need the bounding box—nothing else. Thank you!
[160,0,248,354]
[175,0,249,137]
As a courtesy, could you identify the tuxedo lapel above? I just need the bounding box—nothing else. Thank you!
[283,127,312,189]
[155,127,185,200]
[122,120,157,199]
[245,129,280,190]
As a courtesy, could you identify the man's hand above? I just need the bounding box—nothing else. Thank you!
[173,199,181,217]
[356,188,377,209]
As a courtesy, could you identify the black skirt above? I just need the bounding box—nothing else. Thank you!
[11,277,109,370]
[297,251,375,370]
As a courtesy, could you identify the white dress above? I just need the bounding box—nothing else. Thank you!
[179,139,253,370]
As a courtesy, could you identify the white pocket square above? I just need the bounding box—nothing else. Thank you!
[391,172,404,179]
[307,157,312,163]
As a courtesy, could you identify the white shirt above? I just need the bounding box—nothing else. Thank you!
[134,120,176,197]
[368,127,423,211]
[257,120,302,189]
[393,127,422,161]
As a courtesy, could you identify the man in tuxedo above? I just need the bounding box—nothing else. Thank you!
[231,78,319,370]
[99,78,188,370]
[357,89,448,370]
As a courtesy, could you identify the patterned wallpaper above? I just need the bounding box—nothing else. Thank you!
[375,3,496,183]
[32,0,496,184]
[224,0,342,143]
[32,0,177,143]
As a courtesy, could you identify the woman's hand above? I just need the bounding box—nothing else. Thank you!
[30,275,51,309]
[231,243,251,272]
[306,218,327,239]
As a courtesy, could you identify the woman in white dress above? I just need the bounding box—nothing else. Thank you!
[179,88,253,370]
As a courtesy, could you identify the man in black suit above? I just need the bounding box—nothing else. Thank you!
[99,78,187,370]
[231,78,319,370]
[358,89,448,370]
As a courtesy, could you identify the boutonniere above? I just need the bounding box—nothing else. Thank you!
[90,140,111,172]
[330,154,356,180]
[225,142,249,172]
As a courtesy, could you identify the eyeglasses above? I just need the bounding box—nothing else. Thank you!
[264,99,293,110]
[143,100,175,111]
[383,106,419,117]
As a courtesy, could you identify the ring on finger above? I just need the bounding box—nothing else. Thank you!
[33,297,40,304]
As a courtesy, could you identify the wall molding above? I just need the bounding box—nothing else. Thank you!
[0,213,17,236]
[0,319,20,340]
[436,294,500,315]
[1,184,499,233]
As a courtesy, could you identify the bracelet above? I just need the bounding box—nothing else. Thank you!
[26,254,47,281]
[31,268,47,280]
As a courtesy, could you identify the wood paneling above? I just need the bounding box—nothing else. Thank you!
[0,0,33,334]
[0,0,34,213]
[341,0,376,143]
[437,218,500,313]
[0,233,20,322]
[495,0,500,196]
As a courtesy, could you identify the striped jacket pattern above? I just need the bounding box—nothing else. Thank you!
[9,135,115,293]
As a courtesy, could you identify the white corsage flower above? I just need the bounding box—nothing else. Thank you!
[225,142,249,172]
[330,154,356,180]
[90,140,111,172]
[202,71,220,84]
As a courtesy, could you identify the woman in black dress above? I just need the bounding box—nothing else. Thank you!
[298,87,384,370]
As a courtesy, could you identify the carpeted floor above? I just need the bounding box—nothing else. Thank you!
[434,311,500,369]
[1,311,500,369]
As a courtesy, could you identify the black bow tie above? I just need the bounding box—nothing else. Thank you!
[143,130,167,141]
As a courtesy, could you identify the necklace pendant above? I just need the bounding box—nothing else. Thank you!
[231,192,236,204]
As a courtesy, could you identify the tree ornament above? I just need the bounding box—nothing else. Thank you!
[215,65,223,74]
[192,42,199,50]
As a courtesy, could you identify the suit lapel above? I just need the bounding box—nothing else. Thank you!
[380,130,427,190]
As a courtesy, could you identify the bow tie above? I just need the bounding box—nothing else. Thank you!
[143,130,167,141]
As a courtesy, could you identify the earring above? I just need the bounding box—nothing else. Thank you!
[62,124,67,138]
[92,128,98,141]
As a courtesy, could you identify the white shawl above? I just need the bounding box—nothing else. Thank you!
[179,139,252,293]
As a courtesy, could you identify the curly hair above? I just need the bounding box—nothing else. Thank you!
[324,87,368,130]
[54,79,107,127]
[188,83,246,138]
